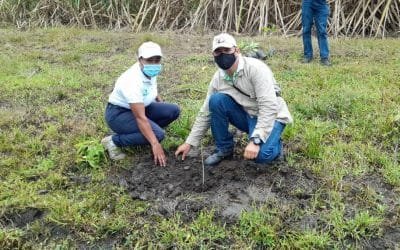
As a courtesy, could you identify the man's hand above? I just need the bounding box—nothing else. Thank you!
[175,143,191,161]
[243,142,260,160]
[152,142,167,167]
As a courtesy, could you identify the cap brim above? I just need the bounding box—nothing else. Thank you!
[140,52,162,59]
[213,42,235,51]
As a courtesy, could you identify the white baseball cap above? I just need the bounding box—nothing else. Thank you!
[138,42,163,59]
[212,33,237,52]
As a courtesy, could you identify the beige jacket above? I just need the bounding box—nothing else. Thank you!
[186,56,293,147]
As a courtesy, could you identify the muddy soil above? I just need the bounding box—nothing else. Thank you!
[110,146,400,248]
[112,147,319,222]
[0,207,45,228]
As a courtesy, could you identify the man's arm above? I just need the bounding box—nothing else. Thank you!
[251,65,279,142]
[184,79,216,147]
[175,76,217,160]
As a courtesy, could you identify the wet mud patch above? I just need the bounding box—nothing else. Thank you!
[0,207,45,228]
[113,149,320,222]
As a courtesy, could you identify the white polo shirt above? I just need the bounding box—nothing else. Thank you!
[108,62,158,109]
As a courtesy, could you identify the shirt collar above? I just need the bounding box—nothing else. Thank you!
[219,55,244,78]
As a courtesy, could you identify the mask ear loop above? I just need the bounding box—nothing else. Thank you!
[138,57,145,70]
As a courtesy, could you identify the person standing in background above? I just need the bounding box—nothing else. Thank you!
[302,0,331,66]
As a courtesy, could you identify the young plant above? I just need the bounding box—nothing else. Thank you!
[237,40,260,55]
[75,139,106,169]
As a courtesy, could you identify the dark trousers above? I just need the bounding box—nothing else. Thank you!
[104,102,180,147]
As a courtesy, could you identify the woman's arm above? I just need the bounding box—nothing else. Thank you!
[130,103,166,166]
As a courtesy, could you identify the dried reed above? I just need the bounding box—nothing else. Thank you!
[0,0,398,37]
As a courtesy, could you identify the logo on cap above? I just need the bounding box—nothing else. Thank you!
[217,38,225,43]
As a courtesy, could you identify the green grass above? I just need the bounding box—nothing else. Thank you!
[154,211,227,248]
[237,207,280,247]
[0,27,399,248]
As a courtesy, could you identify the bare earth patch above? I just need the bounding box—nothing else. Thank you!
[122,154,316,220]
[108,146,399,248]
[0,208,45,228]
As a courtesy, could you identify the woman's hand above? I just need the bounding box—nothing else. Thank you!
[175,143,191,161]
[152,142,167,167]
[130,103,167,167]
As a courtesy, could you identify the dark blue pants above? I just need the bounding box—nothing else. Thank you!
[105,102,180,147]
[302,0,330,59]
[209,93,286,164]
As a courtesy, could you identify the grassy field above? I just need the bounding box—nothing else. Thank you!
[0,28,399,249]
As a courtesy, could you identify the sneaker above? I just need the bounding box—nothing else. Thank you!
[320,58,331,66]
[302,57,312,63]
[204,150,233,167]
[101,136,126,160]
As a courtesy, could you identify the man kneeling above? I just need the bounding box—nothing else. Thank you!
[175,33,292,167]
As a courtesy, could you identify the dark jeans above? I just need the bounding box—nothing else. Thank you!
[209,93,286,164]
[302,0,330,59]
[104,102,180,147]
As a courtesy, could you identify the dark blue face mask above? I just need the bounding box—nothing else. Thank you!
[214,53,236,70]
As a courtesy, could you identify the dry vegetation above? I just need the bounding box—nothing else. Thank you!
[1,0,399,37]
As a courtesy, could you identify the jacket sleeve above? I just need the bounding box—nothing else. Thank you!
[250,64,278,142]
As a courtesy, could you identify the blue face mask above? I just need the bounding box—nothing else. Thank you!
[142,64,162,77]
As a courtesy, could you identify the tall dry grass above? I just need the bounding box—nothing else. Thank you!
[0,0,399,37]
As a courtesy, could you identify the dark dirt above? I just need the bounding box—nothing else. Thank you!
[109,146,400,248]
[111,147,320,223]
[0,207,45,228]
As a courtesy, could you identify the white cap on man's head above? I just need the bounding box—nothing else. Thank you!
[138,41,163,59]
[212,33,237,52]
